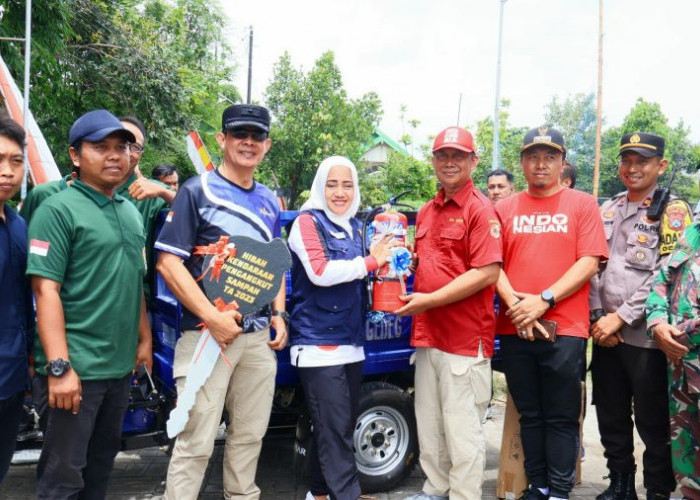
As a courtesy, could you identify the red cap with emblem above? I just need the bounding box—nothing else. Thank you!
[432,127,476,154]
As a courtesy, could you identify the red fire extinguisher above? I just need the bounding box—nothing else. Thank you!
[371,210,408,312]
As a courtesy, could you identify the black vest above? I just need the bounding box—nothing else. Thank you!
[289,210,366,346]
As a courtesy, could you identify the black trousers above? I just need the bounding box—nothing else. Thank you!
[0,391,23,484]
[34,374,130,500]
[501,335,585,499]
[591,343,675,494]
[298,362,363,500]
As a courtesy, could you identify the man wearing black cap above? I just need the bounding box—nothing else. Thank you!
[156,104,287,499]
[27,109,151,498]
[589,132,690,500]
[495,127,608,500]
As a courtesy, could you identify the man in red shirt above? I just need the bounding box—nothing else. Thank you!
[396,126,502,500]
[496,126,608,500]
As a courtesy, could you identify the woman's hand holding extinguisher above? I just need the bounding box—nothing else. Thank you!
[370,233,395,267]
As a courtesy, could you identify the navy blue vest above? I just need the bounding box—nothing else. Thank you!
[289,210,366,346]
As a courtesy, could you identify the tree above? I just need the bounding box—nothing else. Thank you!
[544,93,597,193]
[361,150,434,208]
[262,51,382,208]
[474,100,527,191]
[599,99,699,200]
[0,0,238,181]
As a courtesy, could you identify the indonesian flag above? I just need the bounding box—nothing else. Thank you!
[29,239,50,257]
[186,131,215,174]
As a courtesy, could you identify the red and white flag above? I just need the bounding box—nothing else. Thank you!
[29,239,50,257]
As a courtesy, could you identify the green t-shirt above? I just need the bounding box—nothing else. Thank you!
[27,179,146,380]
[117,173,168,302]
[19,174,72,223]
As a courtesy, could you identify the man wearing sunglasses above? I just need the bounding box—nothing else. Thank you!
[115,116,174,304]
[156,104,287,499]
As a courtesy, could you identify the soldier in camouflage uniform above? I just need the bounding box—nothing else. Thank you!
[646,223,700,500]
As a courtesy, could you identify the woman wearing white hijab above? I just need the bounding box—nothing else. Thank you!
[288,156,392,500]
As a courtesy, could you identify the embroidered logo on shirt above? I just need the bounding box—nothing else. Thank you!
[29,239,50,257]
[489,219,501,239]
[258,207,274,218]
[165,211,174,223]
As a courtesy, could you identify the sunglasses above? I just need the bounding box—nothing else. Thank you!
[229,129,268,142]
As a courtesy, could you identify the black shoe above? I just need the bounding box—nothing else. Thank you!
[522,486,549,500]
[596,471,638,500]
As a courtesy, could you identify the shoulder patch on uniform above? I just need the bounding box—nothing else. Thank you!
[489,219,501,239]
[659,200,692,255]
[29,239,50,257]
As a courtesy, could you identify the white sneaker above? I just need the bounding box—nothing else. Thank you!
[305,492,329,500]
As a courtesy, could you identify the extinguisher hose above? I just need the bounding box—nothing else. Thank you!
[362,204,389,311]
[362,190,411,311]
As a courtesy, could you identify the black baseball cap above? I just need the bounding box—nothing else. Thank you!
[521,126,566,156]
[618,132,665,158]
[69,110,136,147]
[221,104,271,133]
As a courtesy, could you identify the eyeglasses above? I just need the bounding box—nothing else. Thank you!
[130,143,144,154]
[229,129,268,142]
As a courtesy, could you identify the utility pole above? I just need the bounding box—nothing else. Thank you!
[593,0,604,198]
[246,26,253,104]
[492,0,507,171]
[456,93,462,126]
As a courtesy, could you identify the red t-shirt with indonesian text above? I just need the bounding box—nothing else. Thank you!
[411,179,503,357]
[495,188,608,338]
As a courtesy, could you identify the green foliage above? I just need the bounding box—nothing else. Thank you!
[601,98,699,201]
[0,0,238,182]
[474,96,699,202]
[474,100,527,191]
[544,93,597,193]
[361,150,435,208]
[262,51,382,208]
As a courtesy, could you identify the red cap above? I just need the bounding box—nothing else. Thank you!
[432,127,476,154]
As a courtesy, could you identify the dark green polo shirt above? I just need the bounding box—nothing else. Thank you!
[19,174,72,223]
[117,173,168,302]
[27,179,146,380]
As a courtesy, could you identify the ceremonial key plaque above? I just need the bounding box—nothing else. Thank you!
[198,235,291,314]
[167,234,291,439]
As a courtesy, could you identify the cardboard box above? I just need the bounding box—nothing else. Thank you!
[496,383,585,499]
[497,392,528,499]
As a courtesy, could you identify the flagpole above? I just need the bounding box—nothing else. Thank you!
[21,0,32,199]
[593,0,604,199]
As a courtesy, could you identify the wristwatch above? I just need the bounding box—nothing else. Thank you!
[271,310,289,324]
[45,358,71,377]
[541,289,556,308]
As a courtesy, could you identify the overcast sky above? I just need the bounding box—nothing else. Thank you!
[222,0,700,152]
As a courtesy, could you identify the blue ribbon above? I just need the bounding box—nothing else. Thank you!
[388,247,412,277]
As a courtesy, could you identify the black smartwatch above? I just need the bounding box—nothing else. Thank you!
[45,358,71,377]
[271,310,289,325]
[541,289,556,308]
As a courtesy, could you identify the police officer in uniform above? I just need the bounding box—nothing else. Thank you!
[590,132,691,500]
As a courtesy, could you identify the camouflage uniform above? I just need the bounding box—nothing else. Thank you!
[646,223,700,500]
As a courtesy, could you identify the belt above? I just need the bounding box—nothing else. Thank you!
[241,305,271,333]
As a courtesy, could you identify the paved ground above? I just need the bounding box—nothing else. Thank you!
[0,381,684,499]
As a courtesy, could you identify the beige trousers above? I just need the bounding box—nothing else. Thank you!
[414,346,491,500]
[164,328,277,500]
